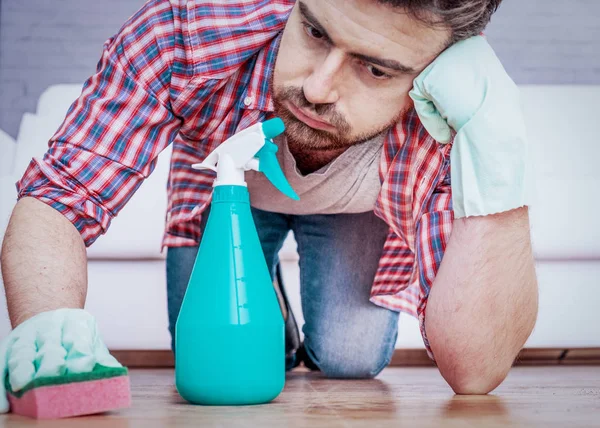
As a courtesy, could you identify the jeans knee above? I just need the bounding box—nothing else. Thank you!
[305,341,392,379]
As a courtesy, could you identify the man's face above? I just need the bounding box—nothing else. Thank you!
[273,0,450,150]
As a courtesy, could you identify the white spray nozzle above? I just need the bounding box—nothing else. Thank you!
[191,118,299,200]
[192,122,265,186]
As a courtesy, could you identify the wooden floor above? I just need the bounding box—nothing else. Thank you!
[2,366,599,427]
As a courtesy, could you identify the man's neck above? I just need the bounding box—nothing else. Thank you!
[287,140,347,175]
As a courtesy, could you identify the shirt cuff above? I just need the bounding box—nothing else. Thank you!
[16,158,113,247]
[450,120,533,218]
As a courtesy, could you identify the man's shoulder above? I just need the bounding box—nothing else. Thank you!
[184,0,294,76]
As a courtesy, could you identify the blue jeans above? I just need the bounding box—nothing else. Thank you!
[166,208,398,379]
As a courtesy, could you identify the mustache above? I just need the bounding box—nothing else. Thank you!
[274,86,351,135]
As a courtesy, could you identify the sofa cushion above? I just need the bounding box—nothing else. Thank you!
[520,85,600,258]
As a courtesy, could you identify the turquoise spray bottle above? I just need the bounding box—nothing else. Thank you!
[175,118,299,406]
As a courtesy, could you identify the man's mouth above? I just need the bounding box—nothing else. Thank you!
[285,101,336,132]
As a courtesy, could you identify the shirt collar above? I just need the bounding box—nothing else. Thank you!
[240,33,282,112]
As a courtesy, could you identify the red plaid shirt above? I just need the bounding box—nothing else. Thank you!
[17,0,454,357]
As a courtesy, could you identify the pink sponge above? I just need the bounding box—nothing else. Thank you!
[7,365,131,419]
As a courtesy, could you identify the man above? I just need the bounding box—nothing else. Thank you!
[0,0,538,406]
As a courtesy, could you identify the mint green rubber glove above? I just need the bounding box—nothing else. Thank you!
[0,308,122,413]
[410,35,531,218]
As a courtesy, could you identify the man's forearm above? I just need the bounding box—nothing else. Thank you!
[1,197,88,327]
[425,207,539,394]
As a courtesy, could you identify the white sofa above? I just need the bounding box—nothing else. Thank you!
[1,84,599,350]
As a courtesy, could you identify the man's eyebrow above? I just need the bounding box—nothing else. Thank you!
[298,2,417,75]
[350,53,417,74]
[299,2,333,43]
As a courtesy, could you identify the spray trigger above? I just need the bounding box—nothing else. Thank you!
[256,140,300,200]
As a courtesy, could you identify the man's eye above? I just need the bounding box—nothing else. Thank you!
[303,23,324,40]
[366,64,391,80]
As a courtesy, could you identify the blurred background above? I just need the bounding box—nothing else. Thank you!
[0,0,599,362]
[1,0,599,136]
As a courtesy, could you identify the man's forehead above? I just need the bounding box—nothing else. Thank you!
[298,0,450,71]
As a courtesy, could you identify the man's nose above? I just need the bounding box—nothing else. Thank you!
[303,49,344,106]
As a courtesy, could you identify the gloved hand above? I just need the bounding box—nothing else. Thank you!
[410,35,531,218]
[0,308,122,413]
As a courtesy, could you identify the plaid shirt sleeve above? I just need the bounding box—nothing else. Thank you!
[415,152,454,358]
[16,0,192,246]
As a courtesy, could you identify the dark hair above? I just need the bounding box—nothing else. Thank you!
[377,0,502,43]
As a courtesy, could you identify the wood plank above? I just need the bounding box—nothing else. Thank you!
[562,348,600,365]
[390,349,436,366]
[3,366,599,427]
[515,348,565,365]
[111,350,174,368]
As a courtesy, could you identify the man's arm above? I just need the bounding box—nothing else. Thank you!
[424,206,539,394]
[2,0,191,326]
[1,198,87,327]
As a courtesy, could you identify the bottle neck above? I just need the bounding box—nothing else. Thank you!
[212,185,250,203]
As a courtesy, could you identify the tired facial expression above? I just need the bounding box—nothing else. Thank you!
[273,0,450,150]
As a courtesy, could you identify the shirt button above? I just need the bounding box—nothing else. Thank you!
[244,96,253,106]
